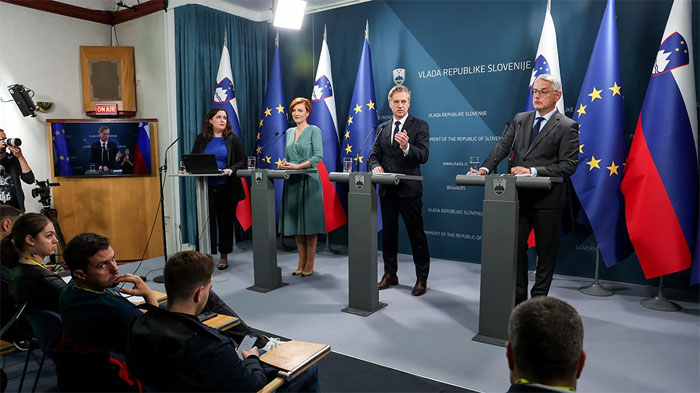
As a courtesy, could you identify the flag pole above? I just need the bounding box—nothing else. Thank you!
[640,276,681,312]
[579,245,614,296]
[317,234,339,255]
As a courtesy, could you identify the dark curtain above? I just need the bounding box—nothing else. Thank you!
[175,4,268,245]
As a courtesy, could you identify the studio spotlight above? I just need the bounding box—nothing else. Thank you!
[7,84,38,117]
[273,0,307,30]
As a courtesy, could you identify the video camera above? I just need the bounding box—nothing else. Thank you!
[32,180,60,208]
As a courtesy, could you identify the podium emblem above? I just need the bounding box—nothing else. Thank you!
[354,175,365,190]
[255,172,263,185]
[493,178,506,195]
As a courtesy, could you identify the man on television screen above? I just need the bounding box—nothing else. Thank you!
[90,126,121,172]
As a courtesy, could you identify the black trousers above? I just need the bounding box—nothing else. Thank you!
[208,185,238,255]
[380,191,430,281]
[515,205,563,304]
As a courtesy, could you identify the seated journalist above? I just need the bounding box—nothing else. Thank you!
[126,251,320,392]
[59,232,158,354]
[506,296,586,392]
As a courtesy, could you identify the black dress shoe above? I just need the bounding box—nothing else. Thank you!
[411,280,427,296]
[377,274,398,290]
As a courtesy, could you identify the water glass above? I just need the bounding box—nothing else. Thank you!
[343,157,353,173]
[89,163,95,172]
[247,156,256,170]
[469,156,480,174]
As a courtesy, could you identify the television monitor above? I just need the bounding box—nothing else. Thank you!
[48,120,155,177]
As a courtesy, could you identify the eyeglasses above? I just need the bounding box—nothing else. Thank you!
[530,88,556,96]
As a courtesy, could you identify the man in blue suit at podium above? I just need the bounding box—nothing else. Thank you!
[476,74,579,305]
[369,85,431,297]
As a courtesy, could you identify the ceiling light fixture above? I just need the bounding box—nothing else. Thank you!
[273,0,307,30]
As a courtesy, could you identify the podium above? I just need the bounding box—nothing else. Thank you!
[237,169,316,293]
[171,172,227,255]
[455,174,560,346]
[329,172,422,316]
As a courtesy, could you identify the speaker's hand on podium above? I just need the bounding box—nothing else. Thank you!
[510,166,531,175]
[372,166,384,174]
[467,168,487,175]
[222,168,233,176]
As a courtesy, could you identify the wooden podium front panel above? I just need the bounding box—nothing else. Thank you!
[80,46,136,116]
[47,121,163,261]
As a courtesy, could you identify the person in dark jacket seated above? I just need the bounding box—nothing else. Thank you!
[59,233,158,354]
[126,251,320,392]
[506,297,586,392]
[0,213,64,313]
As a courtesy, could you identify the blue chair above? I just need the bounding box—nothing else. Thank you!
[21,310,62,393]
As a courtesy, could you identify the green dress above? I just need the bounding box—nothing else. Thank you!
[279,124,326,235]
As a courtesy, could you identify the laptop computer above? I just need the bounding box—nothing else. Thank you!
[182,154,224,174]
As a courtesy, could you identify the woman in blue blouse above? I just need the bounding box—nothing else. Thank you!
[191,108,247,269]
[279,97,325,276]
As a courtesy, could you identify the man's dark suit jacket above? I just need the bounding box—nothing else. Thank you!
[483,110,579,208]
[90,140,119,169]
[367,115,430,198]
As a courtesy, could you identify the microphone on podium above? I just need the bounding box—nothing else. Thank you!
[355,125,379,172]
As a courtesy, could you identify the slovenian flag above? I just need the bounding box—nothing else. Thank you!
[570,0,633,267]
[212,43,252,231]
[524,0,564,113]
[255,35,288,218]
[133,122,151,174]
[309,26,347,233]
[620,0,698,279]
[51,122,73,176]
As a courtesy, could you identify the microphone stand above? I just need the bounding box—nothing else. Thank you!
[355,125,379,172]
[154,138,179,284]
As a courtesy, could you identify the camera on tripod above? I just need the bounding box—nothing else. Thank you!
[32,179,60,208]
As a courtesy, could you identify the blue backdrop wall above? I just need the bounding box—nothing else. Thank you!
[266,0,699,289]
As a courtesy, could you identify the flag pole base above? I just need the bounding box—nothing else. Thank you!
[640,296,681,312]
[579,282,614,297]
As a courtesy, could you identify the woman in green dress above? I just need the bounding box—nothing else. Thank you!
[279,97,325,277]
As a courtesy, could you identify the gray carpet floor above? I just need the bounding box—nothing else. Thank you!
[126,241,699,393]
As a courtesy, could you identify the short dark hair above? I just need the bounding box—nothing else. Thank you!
[98,126,110,134]
[508,297,584,384]
[63,233,111,274]
[0,213,50,268]
[164,251,214,303]
[0,204,22,221]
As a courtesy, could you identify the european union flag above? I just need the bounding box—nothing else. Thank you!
[340,36,378,172]
[255,39,288,217]
[51,122,73,176]
[570,0,633,267]
[340,26,381,230]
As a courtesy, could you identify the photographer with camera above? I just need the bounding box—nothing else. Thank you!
[0,128,35,211]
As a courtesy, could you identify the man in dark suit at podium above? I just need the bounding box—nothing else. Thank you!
[476,74,579,305]
[368,85,431,296]
[90,126,121,171]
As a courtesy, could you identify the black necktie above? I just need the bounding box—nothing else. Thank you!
[392,121,401,145]
[102,143,107,165]
[529,117,545,147]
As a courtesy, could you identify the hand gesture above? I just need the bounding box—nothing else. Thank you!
[372,166,385,174]
[116,273,157,306]
[510,166,531,175]
[241,347,260,359]
[394,130,409,150]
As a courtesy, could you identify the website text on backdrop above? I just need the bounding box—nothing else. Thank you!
[474,74,579,305]
[368,85,431,297]
[0,128,35,211]
[190,108,247,270]
[279,97,326,277]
